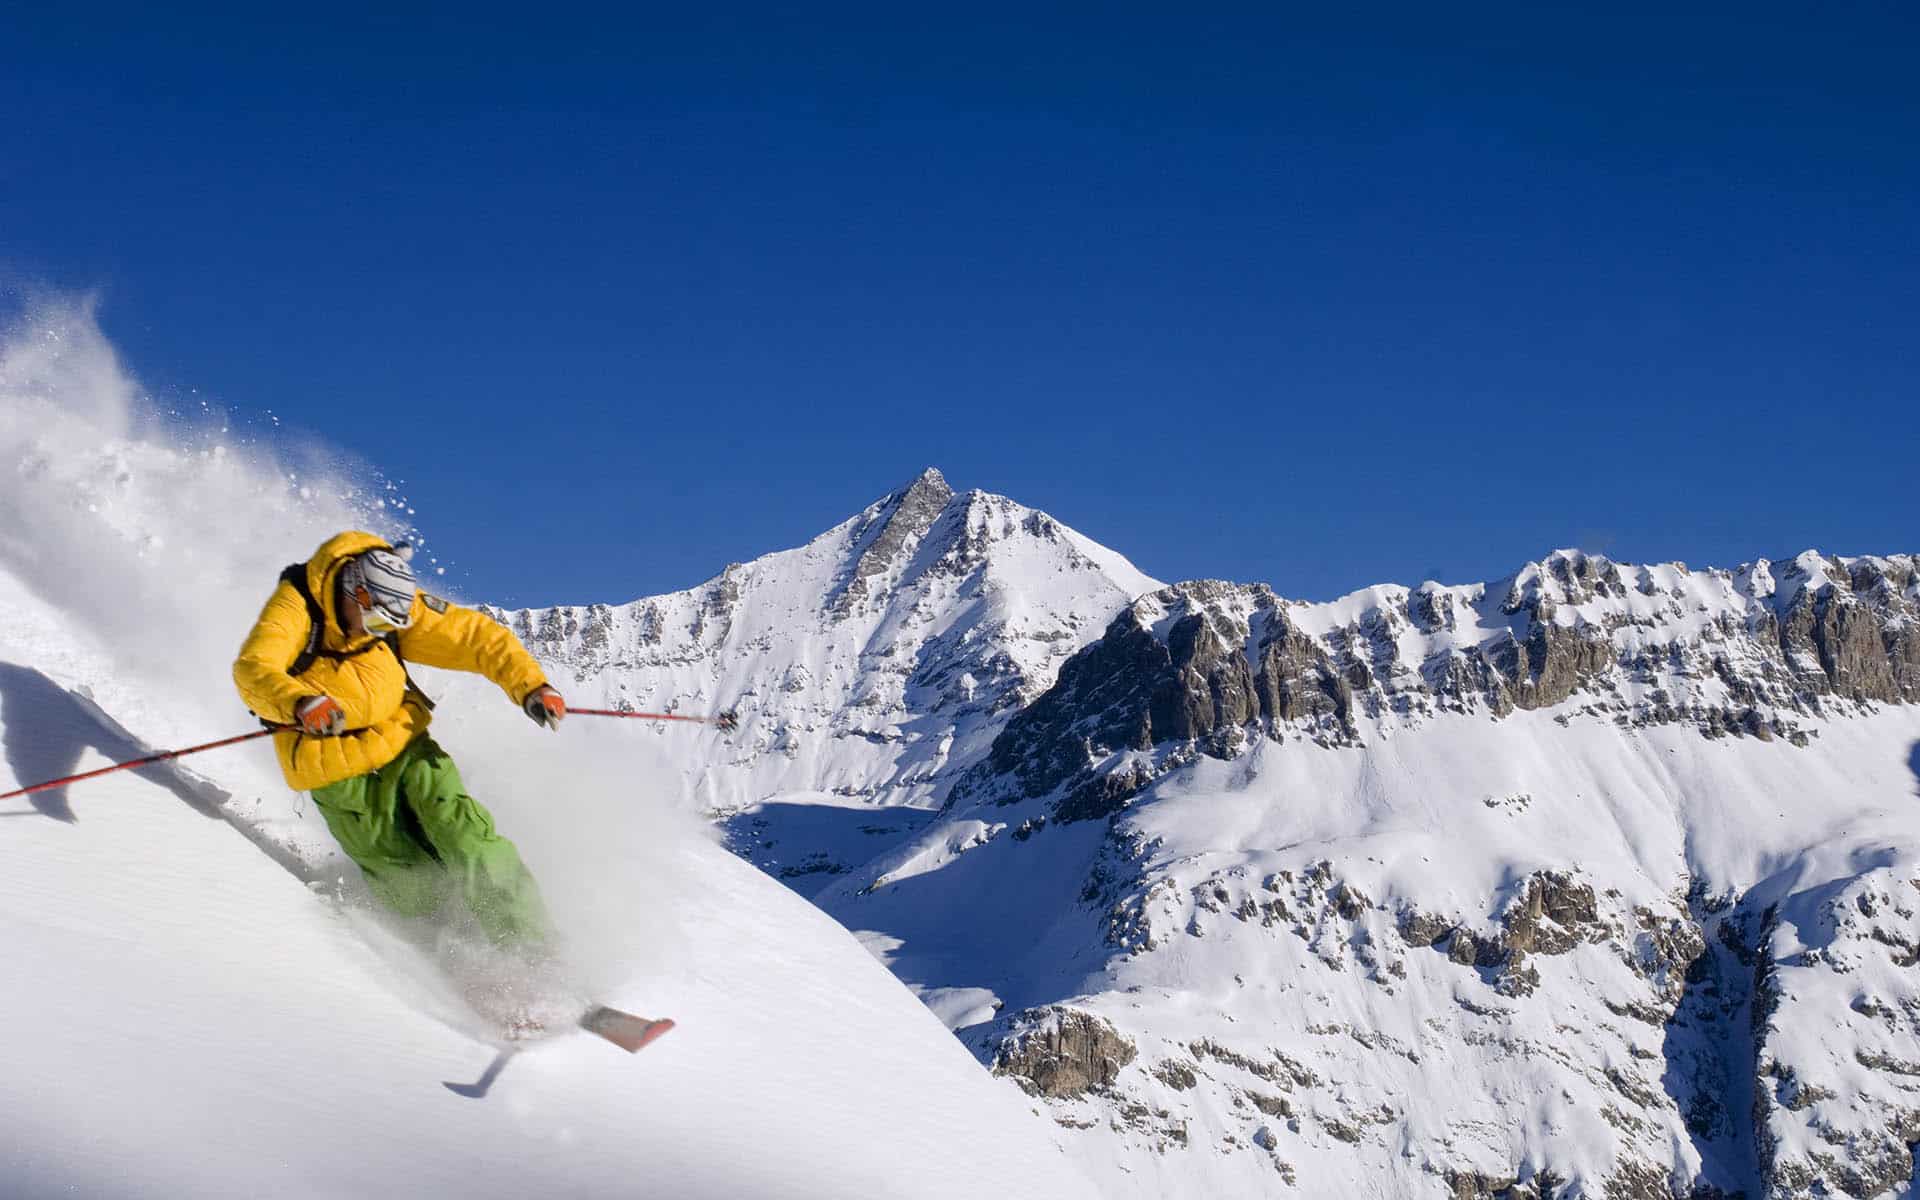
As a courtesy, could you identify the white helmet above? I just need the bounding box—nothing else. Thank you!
[340,544,418,633]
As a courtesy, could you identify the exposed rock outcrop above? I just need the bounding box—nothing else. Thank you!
[990,1007,1139,1099]
[829,467,954,617]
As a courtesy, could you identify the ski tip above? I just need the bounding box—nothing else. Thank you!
[580,1007,676,1054]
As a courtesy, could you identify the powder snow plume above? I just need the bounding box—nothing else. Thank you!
[0,294,702,989]
[0,295,413,713]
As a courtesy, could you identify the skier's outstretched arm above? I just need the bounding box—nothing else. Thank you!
[394,598,550,709]
[232,582,316,725]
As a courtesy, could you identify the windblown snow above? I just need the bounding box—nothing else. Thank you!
[0,301,1096,1200]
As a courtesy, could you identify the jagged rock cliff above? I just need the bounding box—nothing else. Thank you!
[961,551,1920,823]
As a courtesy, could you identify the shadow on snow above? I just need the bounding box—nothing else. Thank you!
[0,660,226,822]
[0,659,322,885]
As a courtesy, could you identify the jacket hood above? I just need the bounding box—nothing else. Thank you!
[304,530,394,648]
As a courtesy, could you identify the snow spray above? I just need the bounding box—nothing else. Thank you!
[0,294,706,999]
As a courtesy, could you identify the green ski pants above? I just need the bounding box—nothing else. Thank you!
[311,734,549,947]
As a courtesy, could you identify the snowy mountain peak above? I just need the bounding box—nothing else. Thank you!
[492,473,1160,817]
[829,467,956,617]
[1501,547,1620,613]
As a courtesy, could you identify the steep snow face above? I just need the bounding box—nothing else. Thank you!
[0,308,1096,1200]
[830,558,1920,1198]
[0,678,1097,1199]
[906,710,1917,1198]
[491,467,1160,878]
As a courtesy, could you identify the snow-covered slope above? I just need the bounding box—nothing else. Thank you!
[912,707,1920,1197]
[0,304,1095,1200]
[502,480,1920,1197]
[851,563,1920,1197]
[0,728,1089,1200]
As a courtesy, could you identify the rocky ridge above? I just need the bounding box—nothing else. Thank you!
[960,550,1920,823]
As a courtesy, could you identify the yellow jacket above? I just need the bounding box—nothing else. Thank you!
[232,530,550,791]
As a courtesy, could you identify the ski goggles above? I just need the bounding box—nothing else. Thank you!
[350,582,415,633]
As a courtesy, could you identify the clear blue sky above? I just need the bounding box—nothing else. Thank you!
[4,6,1914,607]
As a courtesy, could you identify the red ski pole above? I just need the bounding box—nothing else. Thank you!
[571,708,740,733]
[0,726,288,802]
[1,707,743,803]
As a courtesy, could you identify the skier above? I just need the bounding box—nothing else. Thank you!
[231,531,566,950]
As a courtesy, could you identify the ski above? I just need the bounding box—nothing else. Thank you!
[579,1005,675,1053]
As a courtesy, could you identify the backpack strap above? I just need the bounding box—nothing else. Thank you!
[383,631,437,713]
[280,563,329,677]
